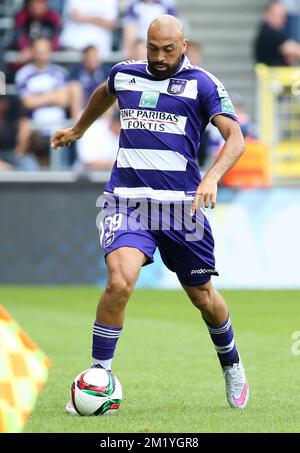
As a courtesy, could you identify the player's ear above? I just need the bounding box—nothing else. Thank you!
[182,39,188,53]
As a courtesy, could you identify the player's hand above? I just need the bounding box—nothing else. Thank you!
[190,176,218,216]
[50,127,82,149]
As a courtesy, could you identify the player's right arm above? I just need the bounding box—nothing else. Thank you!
[51,82,116,149]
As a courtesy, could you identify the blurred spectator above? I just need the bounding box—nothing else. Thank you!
[230,93,256,139]
[254,1,300,66]
[0,130,50,171]
[47,0,66,15]
[0,95,23,160]
[123,0,176,59]
[281,0,300,41]
[60,0,118,59]
[186,40,203,66]
[75,107,120,170]
[197,93,255,169]
[70,45,107,109]
[0,160,12,170]
[162,0,176,6]
[13,0,61,65]
[197,123,223,170]
[132,39,147,60]
[69,45,117,170]
[15,37,80,149]
[0,47,7,75]
[17,130,50,169]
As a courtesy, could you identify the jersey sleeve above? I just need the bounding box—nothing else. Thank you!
[107,63,121,96]
[198,71,238,124]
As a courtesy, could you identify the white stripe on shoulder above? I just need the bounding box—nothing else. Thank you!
[118,59,136,65]
[197,67,225,89]
[198,67,235,102]
[118,59,147,66]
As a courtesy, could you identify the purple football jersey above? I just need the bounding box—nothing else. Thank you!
[105,55,238,201]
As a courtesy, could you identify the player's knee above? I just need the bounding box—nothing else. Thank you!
[189,287,212,311]
[106,272,134,302]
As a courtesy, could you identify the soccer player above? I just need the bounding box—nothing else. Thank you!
[51,15,250,411]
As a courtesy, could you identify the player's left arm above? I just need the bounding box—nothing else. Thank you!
[191,115,245,215]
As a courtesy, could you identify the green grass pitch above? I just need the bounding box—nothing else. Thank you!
[1,286,300,433]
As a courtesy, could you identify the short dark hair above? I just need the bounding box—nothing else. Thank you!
[83,45,98,54]
[26,0,48,6]
[264,1,281,13]
[31,35,51,46]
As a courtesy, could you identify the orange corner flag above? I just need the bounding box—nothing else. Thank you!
[0,305,51,433]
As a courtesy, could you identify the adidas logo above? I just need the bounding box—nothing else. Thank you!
[128,78,136,84]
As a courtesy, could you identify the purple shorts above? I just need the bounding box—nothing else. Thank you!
[98,196,219,286]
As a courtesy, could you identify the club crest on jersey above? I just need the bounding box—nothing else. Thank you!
[105,233,115,247]
[167,79,187,95]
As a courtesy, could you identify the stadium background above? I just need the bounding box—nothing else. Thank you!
[1,0,300,434]
[1,182,300,289]
[1,0,300,289]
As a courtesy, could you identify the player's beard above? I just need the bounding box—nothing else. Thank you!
[148,55,183,80]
